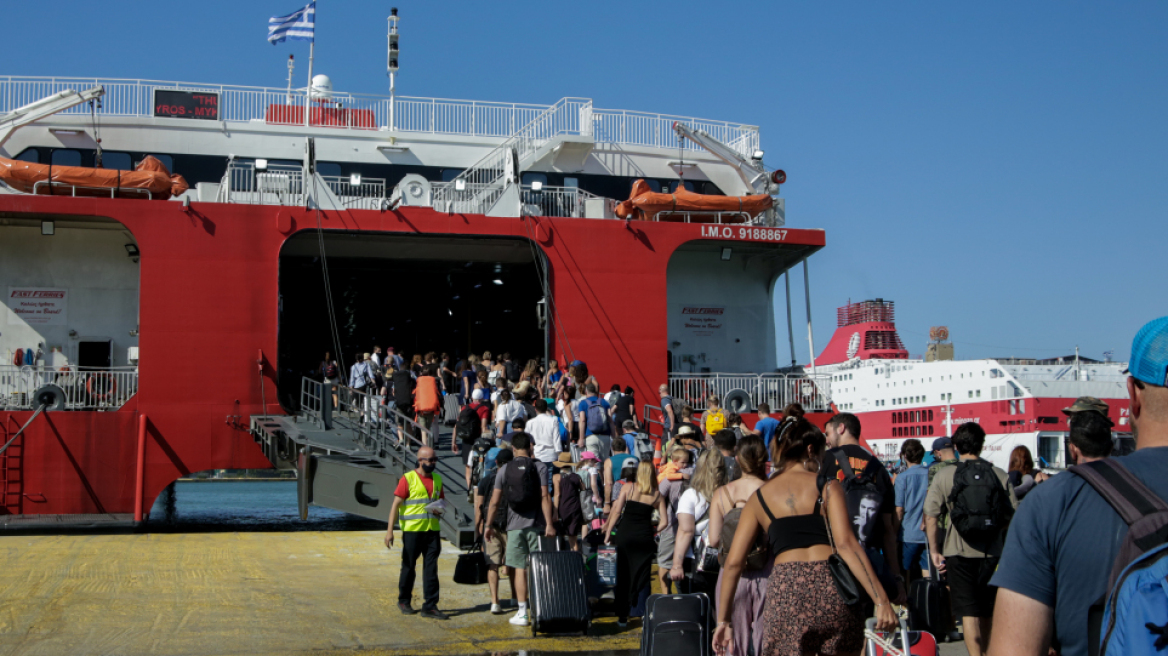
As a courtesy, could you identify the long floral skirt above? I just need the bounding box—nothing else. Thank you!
[760,560,864,656]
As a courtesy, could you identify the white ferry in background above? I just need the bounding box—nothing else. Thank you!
[815,299,1132,472]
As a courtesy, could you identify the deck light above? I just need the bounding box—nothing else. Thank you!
[531,181,543,192]
[255,159,269,171]
[721,247,732,261]
[492,279,504,285]
[41,220,54,236]
[752,150,764,161]
[455,179,466,191]
[350,173,362,186]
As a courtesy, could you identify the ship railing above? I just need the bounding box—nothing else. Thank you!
[668,372,833,414]
[217,160,305,205]
[0,364,138,411]
[320,175,386,209]
[28,181,153,200]
[299,377,469,493]
[519,184,607,218]
[431,98,592,215]
[654,210,764,225]
[0,77,759,156]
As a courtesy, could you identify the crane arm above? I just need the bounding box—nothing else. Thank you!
[0,86,105,150]
[672,121,777,196]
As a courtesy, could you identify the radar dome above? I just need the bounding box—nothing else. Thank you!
[310,74,333,99]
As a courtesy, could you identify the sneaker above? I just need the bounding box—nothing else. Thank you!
[509,610,530,626]
[398,602,416,615]
[419,608,449,620]
[490,603,505,615]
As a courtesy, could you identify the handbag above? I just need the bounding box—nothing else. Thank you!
[453,541,490,585]
[823,496,869,606]
[694,500,721,574]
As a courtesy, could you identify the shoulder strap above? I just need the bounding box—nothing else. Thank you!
[755,489,776,521]
[1070,459,1168,526]
[832,449,857,480]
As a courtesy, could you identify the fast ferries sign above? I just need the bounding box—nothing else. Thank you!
[7,287,68,325]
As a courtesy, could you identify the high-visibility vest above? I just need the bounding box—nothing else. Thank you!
[400,470,443,532]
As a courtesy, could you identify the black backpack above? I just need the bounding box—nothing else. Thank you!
[469,437,496,486]
[947,459,1014,544]
[456,405,482,441]
[505,360,521,384]
[479,472,509,532]
[830,450,885,549]
[502,456,542,512]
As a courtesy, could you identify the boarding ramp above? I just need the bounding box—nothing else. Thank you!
[250,377,476,548]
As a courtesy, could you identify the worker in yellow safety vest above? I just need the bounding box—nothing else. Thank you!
[385,446,448,619]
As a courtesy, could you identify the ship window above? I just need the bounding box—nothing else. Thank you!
[317,162,342,177]
[701,182,724,196]
[101,152,132,171]
[928,410,934,421]
[441,169,463,182]
[15,148,39,163]
[51,149,82,166]
[969,391,973,398]
[977,390,982,398]
[564,177,579,188]
[521,172,548,187]
[635,179,662,193]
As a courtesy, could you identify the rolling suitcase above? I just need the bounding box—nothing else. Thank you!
[641,593,711,656]
[442,393,461,427]
[527,535,590,635]
[907,557,951,639]
[865,617,939,656]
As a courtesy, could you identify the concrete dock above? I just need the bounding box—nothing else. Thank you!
[0,530,639,656]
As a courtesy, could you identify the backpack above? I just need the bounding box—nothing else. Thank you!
[704,408,726,434]
[456,405,482,441]
[484,446,504,480]
[631,433,654,462]
[469,437,495,486]
[414,376,440,413]
[1070,459,1168,656]
[325,362,338,379]
[719,499,769,570]
[505,360,521,384]
[583,397,609,435]
[947,459,1014,545]
[479,472,509,532]
[577,466,597,521]
[830,450,886,549]
[502,456,542,512]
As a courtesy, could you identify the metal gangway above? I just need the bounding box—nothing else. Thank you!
[249,377,476,547]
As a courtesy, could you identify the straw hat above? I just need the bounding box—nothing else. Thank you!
[552,451,576,468]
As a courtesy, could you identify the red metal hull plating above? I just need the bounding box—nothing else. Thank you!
[0,195,824,518]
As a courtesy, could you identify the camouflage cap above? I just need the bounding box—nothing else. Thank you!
[1062,396,1109,417]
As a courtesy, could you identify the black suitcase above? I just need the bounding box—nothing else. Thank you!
[907,557,951,639]
[641,593,711,656]
[527,537,590,635]
[442,393,460,427]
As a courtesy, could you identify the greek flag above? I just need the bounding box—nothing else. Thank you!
[268,1,315,44]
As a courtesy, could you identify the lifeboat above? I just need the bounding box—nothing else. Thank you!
[0,155,189,200]
[615,178,773,222]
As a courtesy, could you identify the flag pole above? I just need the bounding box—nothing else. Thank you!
[305,40,314,129]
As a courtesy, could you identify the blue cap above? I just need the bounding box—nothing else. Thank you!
[931,437,953,452]
[1128,316,1168,387]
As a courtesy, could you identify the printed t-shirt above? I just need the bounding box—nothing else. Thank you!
[990,448,1168,656]
[894,463,929,544]
[817,444,896,546]
[494,459,549,531]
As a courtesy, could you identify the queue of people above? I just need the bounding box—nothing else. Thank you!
[372,315,1168,656]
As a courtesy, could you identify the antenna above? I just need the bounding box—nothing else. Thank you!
[387,8,400,130]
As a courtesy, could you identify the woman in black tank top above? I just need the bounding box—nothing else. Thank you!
[713,419,896,656]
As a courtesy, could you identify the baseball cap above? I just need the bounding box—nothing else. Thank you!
[1125,316,1168,387]
[1062,396,1110,417]
[471,389,485,401]
[931,437,953,452]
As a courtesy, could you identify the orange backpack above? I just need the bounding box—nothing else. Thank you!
[414,376,440,413]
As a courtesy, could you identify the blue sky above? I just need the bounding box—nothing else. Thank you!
[8,1,1166,362]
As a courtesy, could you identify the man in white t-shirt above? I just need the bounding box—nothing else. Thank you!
[525,398,562,491]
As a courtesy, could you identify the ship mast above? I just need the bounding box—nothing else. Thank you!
[387,8,399,131]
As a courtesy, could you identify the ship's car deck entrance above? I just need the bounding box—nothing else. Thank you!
[277,232,545,409]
